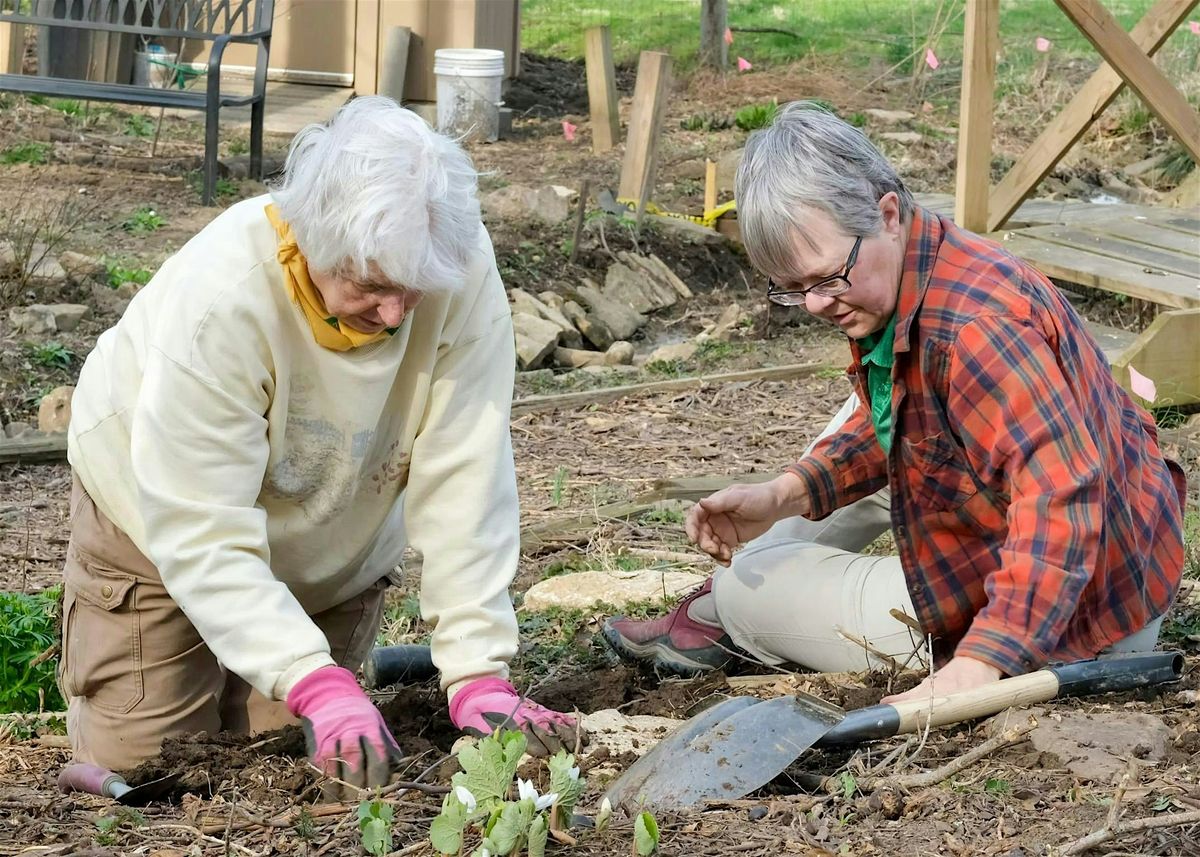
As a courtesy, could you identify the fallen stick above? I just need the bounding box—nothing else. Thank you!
[1060,808,1200,855]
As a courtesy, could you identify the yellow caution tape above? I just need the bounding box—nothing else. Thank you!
[616,197,737,230]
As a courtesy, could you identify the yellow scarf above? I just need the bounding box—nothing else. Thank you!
[264,204,391,352]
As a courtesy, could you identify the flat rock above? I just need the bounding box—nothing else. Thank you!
[605,340,634,365]
[561,299,613,350]
[9,305,57,335]
[481,184,571,224]
[865,108,915,123]
[879,131,923,145]
[572,282,645,342]
[58,251,106,284]
[0,240,17,278]
[647,341,698,364]
[603,261,676,314]
[553,346,606,369]
[538,290,565,311]
[647,214,725,246]
[1012,707,1172,783]
[705,302,747,342]
[46,303,91,332]
[511,287,581,348]
[37,385,74,433]
[512,311,561,370]
[582,709,683,758]
[4,421,34,439]
[25,255,68,287]
[615,251,687,306]
[522,568,707,612]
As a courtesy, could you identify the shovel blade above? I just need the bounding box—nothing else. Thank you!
[621,694,846,810]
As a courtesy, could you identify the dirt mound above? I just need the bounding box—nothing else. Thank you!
[504,53,635,118]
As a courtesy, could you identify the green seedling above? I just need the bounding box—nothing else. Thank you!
[28,341,74,371]
[1,142,49,165]
[122,206,165,233]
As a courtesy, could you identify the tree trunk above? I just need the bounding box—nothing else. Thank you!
[699,0,728,69]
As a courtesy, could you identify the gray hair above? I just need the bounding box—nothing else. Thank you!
[735,101,914,279]
[270,96,481,293]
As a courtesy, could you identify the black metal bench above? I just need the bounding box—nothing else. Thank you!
[0,0,273,204]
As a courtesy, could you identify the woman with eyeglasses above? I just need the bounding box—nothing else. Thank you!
[603,102,1186,704]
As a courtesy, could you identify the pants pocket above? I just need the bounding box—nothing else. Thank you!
[60,545,144,714]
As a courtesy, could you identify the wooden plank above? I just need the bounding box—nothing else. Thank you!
[1018,225,1200,278]
[1081,218,1200,256]
[1155,215,1200,236]
[995,233,1200,308]
[704,159,717,216]
[353,0,381,96]
[0,434,67,465]
[584,26,620,154]
[1083,320,1138,365]
[511,362,827,415]
[1110,308,1200,406]
[1055,0,1200,163]
[953,0,999,232]
[617,51,672,213]
[987,0,1194,231]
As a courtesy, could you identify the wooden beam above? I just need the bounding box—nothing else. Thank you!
[353,0,381,96]
[954,0,1000,232]
[1110,308,1200,407]
[704,158,718,216]
[618,51,672,214]
[987,0,1194,231]
[584,26,620,154]
[511,361,827,415]
[0,434,67,465]
[1055,0,1200,163]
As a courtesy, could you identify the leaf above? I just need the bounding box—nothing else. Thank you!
[984,778,1010,796]
[838,771,857,800]
[358,800,393,857]
[489,799,535,854]
[526,813,548,857]
[634,811,660,856]
[547,751,585,824]
[429,791,470,855]
[452,731,528,809]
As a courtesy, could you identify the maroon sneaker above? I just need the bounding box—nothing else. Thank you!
[601,579,733,676]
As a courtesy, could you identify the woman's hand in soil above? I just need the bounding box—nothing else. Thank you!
[686,474,809,566]
[286,665,402,798]
[450,678,581,756]
[880,656,1003,705]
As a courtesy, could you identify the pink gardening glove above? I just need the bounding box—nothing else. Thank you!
[286,666,402,797]
[450,677,581,757]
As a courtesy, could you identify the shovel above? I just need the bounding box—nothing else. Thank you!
[605,650,1183,811]
[58,763,182,806]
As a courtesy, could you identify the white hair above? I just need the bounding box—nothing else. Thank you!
[735,101,915,280]
[270,96,481,293]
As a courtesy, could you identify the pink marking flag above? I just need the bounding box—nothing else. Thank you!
[1129,366,1157,402]
[1190,20,1200,35]
[724,27,734,45]
[737,56,752,71]
[562,120,577,142]
[1036,36,1051,52]
[925,48,939,70]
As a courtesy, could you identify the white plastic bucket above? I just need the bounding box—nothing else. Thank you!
[433,48,505,143]
[133,45,177,88]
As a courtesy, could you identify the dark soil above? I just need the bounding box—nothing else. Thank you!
[503,52,636,118]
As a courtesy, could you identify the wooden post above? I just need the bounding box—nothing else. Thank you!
[1055,0,1200,163]
[618,51,672,216]
[987,0,1193,231]
[379,26,412,104]
[354,0,381,96]
[954,0,999,232]
[704,159,718,215]
[699,0,728,69]
[0,13,25,75]
[584,26,620,153]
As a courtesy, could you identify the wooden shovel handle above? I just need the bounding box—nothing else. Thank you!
[889,669,1059,734]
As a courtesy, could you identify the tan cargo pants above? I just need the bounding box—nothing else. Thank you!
[59,475,388,771]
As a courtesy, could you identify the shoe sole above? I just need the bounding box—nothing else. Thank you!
[600,623,729,677]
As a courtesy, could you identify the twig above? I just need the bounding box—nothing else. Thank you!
[730,26,802,39]
[28,643,59,669]
[833,625,902,671]
[1105,759,1140,833]
[1060,809,1200,855]
[597,216,618,263]
[569,180,589,265]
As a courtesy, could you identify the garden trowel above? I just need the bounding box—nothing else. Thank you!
[604,650,1184,811]
[58,763,182,805]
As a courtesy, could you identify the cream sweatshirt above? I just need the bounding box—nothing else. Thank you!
[68,195,520,702]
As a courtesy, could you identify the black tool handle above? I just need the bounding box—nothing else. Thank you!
[363,644,438,689]
[817,650,1183,746]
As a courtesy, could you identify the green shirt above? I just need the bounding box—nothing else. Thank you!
[856,314,897,453]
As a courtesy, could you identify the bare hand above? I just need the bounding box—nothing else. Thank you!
[685,476,803,566]
[880,656,1003,704]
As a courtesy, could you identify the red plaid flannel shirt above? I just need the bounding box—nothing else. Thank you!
[789,207,1186,676]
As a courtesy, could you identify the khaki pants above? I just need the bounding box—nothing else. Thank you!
[59,475,387,771]
[706,395,1163,673]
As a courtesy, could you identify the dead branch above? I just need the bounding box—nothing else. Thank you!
[1060,809,1200,855]
[730,26,801,39]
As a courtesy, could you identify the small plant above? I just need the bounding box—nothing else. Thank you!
[680,112,733,132]
[104,259,154,289]
[550,466,569,507]
[94,807,146,847]
[293,806,316,841]
[0,587,65,714]
[984,778,1011,796]
[837,771,858,800]
[123,206,165,233]
[644,358,687,378]
[188,172,239,200]
[25,94,48,106]
[634,811,660,856]
[1,142,49,166]
[124,113,155,137]
[51,99,82,117]
[639,506,684,526]
[734,100,779,132]
[28,341,74,370]
[358,799,394,856]
[227,137,249,156]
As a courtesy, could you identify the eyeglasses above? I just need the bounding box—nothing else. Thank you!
[766,236,863,306]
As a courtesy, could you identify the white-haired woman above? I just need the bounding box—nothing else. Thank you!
[59,97,575,796]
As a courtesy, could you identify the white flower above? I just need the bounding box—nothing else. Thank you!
[454,785,477,813]
[568,765,581,781]
[517,778,559,811]
[596,796,613,832]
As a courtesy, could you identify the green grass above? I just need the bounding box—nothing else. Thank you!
[124,114,155,137]
[188,172,239,200]
[1,141,49,166]
[50,99,83,117]
[122,206,165,234]
[522,0,1168,72]
[104,259,154,289]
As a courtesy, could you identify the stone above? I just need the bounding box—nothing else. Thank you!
[538,290,565,311]
[865,108,915,123]
[1124,154,1165,178]
[25,254,68,287]
[4,421,33,439]
[640,253,693,299]
[715,147,743,193]
[615,251,686,306]
[603,261,676,314]
[46,303,91,332]
[647,341,698,364]
[517,368,555,386]
[572,281,645,342]
[511,288,581,348]
[605,340,634,365]
[114,281,142,299]
[579,363,638,375]
[553,346,606,369]
[36,386,73,433]
[1164,169,1200,209]
[879,131,923,145]
[646,214,724,246]
[581,709,683,758]
[511,312,561,370]
[89,282,131,317]
[707,303,747,342]
[561,299,614,350]
[1010,708,1172,783]
[0,240,18,278]
[481,184,571,225]
[58,251,106,284]
[8,305,57,335]
[522,568,707,612]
